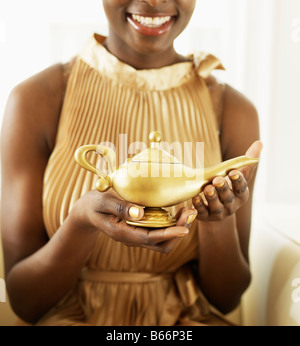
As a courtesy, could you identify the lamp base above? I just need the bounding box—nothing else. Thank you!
[127,207,177,228]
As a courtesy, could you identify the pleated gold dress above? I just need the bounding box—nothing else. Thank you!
[38,34,233,326]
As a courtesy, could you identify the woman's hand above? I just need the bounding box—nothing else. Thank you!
[71,189,197,254]
[192,140,263,222]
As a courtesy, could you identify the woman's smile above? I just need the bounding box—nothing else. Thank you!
[102,0,196,68]
[127,13,176,36]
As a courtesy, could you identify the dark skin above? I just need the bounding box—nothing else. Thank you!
[1,0,261,323]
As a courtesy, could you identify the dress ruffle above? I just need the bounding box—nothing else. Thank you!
[79,34,225,90]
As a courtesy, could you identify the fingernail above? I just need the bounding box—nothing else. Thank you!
[207,189,215,197]
[177,230,189,238]
[193,196,201,205]
[231,173,240,181]
[129,207,141,219]
[187,214,197,225]
[216,181,225,188]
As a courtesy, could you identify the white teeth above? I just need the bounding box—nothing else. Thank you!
[132,14,171,27]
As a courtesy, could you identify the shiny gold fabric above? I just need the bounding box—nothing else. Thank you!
[39,34,233,326]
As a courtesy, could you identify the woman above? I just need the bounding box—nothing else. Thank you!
[1,0,262,326]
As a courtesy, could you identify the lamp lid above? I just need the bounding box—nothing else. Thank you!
[131,131,180,164]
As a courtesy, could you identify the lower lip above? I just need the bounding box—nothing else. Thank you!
[127,14,175,37]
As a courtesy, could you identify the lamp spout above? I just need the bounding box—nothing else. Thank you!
[203,156,259,186]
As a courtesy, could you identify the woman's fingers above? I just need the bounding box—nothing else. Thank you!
[93,192,192,253]
[92,191,199,254]
[203,184,225,220]
[175,207,198,227]
[212,176,235,215]
[191,141,263,222]
[245,140,263,158]
[192,194,209,220]
[147,226,190,243]
[192,171,249,221]
[101,215,189,253]
[239,140,263,181]
[213,176,234,205]
[228,170,249,203]
[95,191,145,222]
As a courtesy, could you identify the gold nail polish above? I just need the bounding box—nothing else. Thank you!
[193,196,201,205]
[231,173,240,181]
[207,189,215,197]
[187,214,197,225]
[216,181,225,188]
[177,231,189,238]
[129,207,140,219]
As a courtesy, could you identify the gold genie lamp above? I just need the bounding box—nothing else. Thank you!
[75,131,258,228]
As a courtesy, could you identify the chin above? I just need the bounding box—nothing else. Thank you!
[128,36,174,57]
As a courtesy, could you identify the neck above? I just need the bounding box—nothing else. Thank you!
[103,35,189,70]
